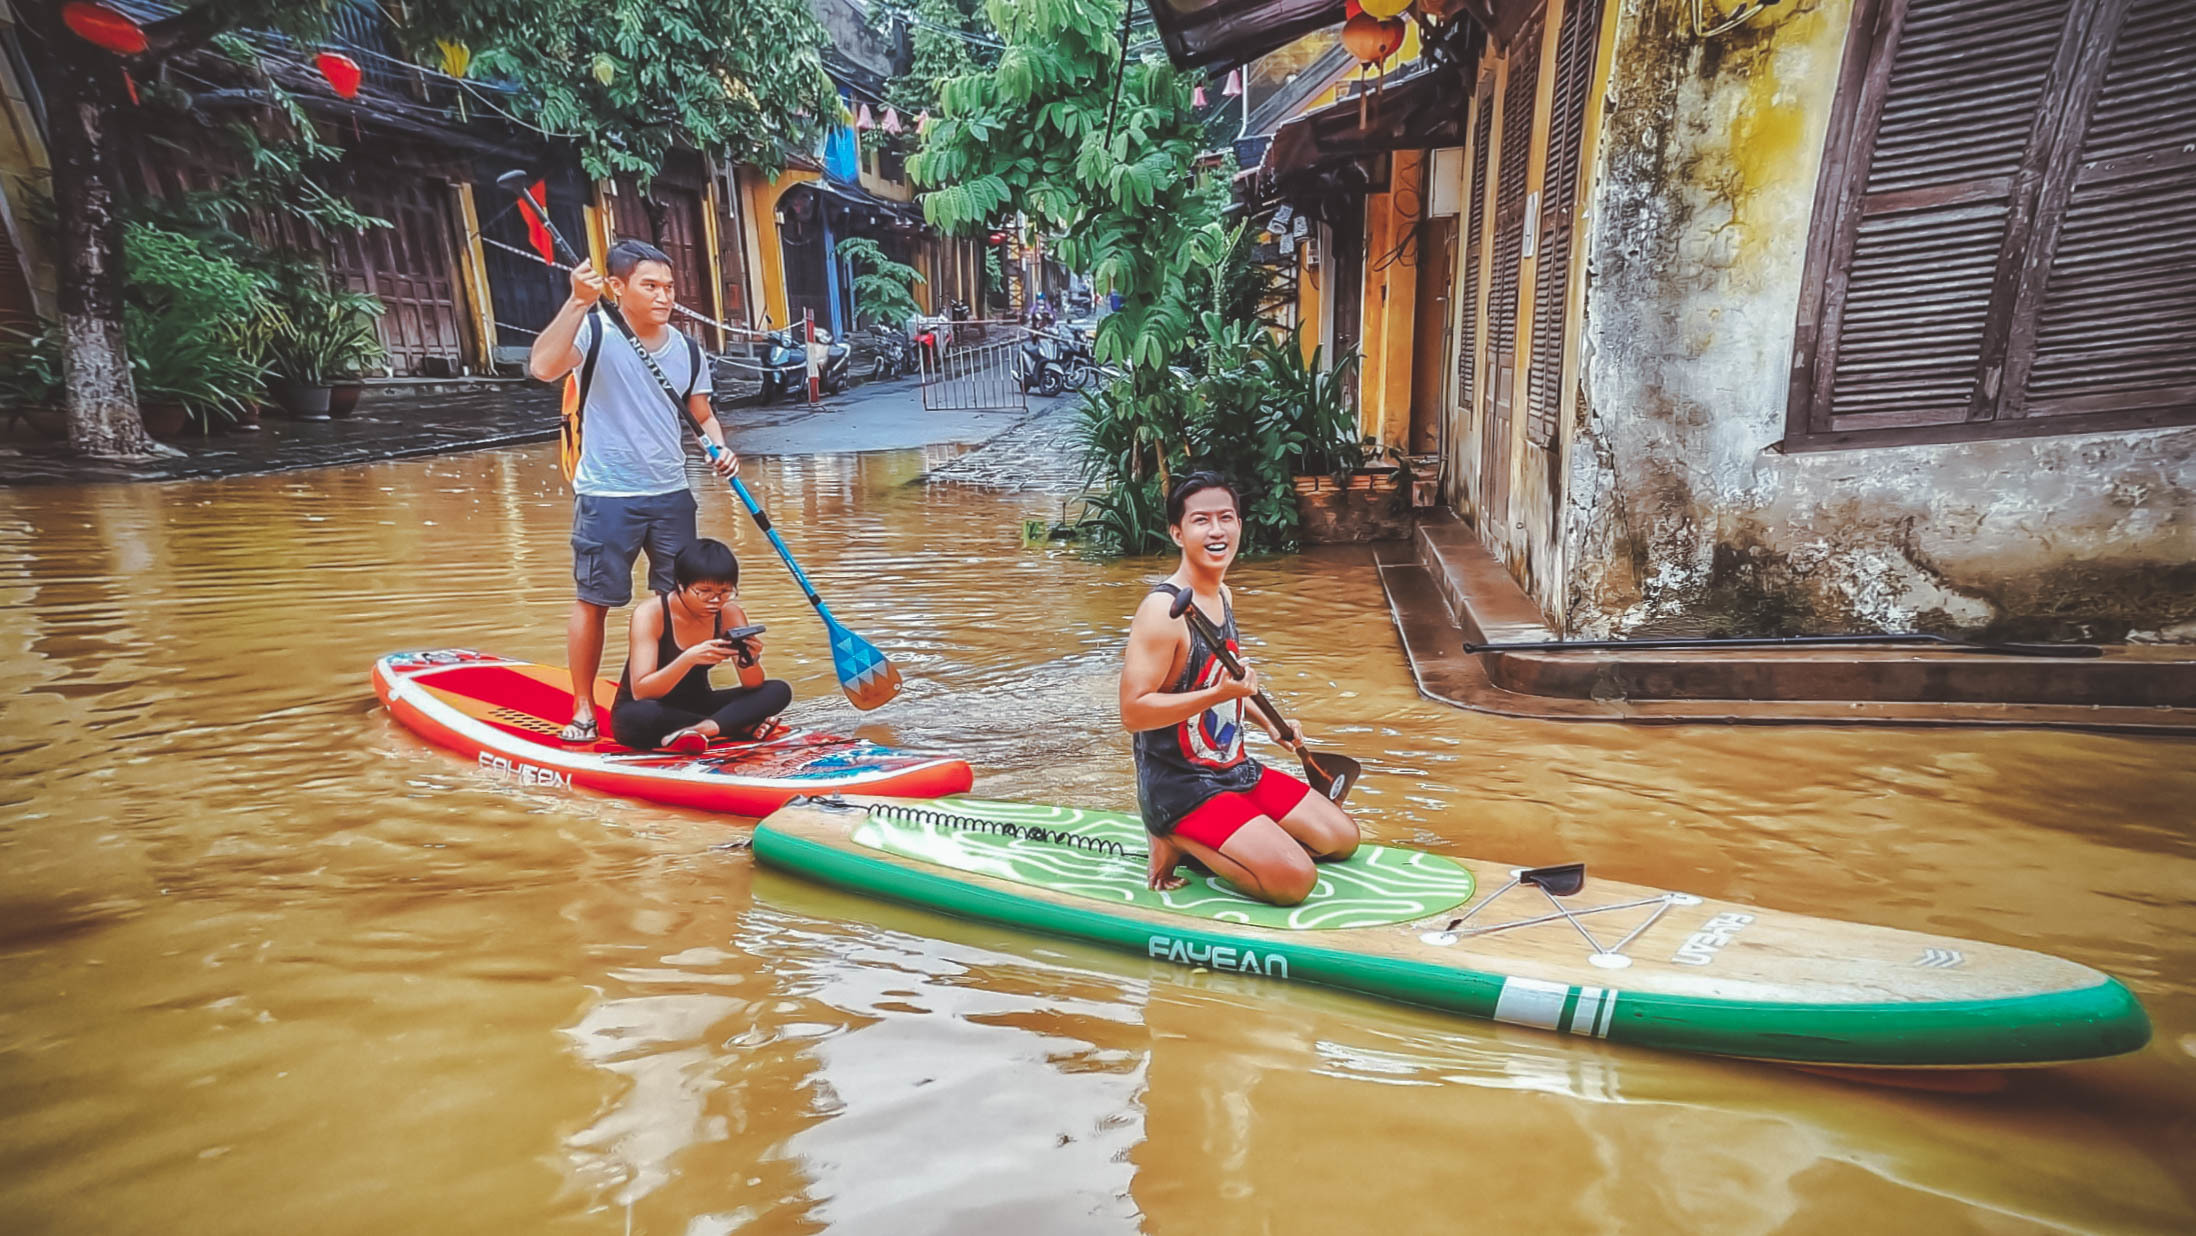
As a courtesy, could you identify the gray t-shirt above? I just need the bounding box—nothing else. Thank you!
[570,314,713,498]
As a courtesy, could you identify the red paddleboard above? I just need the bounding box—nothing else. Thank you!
[373,650,973,816]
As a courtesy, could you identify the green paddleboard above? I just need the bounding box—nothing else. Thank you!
[754,795,2151,1069]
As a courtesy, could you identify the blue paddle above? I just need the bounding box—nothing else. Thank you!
[501,172,903,710]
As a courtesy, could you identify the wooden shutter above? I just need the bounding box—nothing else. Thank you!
[1789,0,2196,448]
[1456,71,1495,414]
[1525,0,1605,450]
[1482,9,1545,528]
[2021,0,2196,418]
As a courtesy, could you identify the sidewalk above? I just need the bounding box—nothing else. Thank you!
[0,373,1049,486]
[1380,511,2196,735]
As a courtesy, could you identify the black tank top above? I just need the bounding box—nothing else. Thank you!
[1132,582,1264,835]
[614,595,721,711]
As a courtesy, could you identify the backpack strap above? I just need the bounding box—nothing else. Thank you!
[558,312,608,485]
[682,333,703,401]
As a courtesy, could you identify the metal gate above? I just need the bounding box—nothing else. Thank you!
[919,318,1028,412]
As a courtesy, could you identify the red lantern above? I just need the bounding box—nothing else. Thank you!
[62,2,147,55]
[1344,0,1363,16]
[1342,13,1407,64]
[988,231,1007,245]
[315,51,363,99]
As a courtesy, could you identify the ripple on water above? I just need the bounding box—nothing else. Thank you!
[0,446,2190,1233]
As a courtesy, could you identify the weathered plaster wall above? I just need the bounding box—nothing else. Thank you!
[1566,0,2196,641]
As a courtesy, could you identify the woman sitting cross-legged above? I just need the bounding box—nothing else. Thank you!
[610,538,792,754]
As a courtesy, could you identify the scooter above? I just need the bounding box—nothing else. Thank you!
[758,323,851,402]
[863,322,920,380]
[1017,326,1085,397]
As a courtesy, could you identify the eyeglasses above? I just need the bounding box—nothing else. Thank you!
[685,587,737,603]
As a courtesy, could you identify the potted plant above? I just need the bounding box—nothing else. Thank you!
[0,323,65,440]
[129,307,269,437]
[268,275,385,419]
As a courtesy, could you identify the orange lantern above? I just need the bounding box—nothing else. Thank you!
[61,2,147,55]
[315,51,363,99]
[1342,13,1406,64]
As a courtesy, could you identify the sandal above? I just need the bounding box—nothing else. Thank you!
[557,716,599,743]
[663,728,710,755]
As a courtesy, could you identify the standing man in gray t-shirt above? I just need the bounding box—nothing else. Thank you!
[527,239,738,742]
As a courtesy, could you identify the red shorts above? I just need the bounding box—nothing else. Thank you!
[1173,766,1313,851]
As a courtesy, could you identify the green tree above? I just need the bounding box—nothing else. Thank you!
[15,0,353,457]
[407,0,839,180]
[836,237,926,329]
[912,0,1232,548]
[869,0,998,153]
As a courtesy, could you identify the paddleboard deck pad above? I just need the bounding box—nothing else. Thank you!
[754,796,2150,1068]
[374,651,972,816]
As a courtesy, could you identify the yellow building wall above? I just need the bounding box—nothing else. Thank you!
[1357,149,1426,449]
[737,167,821,329]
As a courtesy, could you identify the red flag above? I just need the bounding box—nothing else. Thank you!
[515,180,555,264]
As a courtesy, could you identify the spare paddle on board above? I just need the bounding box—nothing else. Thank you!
[498,171,903,711]
[1168,586,1363,803]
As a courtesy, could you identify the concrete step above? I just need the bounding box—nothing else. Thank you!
[1378,547,2196,732]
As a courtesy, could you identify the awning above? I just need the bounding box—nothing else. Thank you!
[1252,64,1468,201]
[809,178,928,228]
[1145,0,1530,72]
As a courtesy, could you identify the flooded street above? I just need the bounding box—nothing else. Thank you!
[1,444,2191,1234]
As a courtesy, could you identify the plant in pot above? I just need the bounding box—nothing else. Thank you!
[268,274,385,420]
[0,323,66,440]
[123,222,278,433]
[129,306,270,437]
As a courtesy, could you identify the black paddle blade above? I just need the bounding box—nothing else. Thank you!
[1520,862,1586,897]
[1167,587,1195,619]
[1300,749,1363,803]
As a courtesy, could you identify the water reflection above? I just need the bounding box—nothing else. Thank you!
[0,444,2189,1234]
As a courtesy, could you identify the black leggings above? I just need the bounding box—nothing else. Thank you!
[611,680,793,750]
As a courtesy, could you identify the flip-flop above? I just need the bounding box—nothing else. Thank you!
[663,729,710,755]
[558,716,599,743]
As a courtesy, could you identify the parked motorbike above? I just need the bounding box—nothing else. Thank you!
[758,324,851,402]
[863,323,921,380]
[1016,325,1094,397]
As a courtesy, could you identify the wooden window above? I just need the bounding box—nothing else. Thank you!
[1786,0,2196,451]
[1455,70,1495,415]
[1526,0,1606,451]
[1482,9,1546,529]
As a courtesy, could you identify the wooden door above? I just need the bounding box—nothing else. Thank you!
[329,178,468,375]
[1453,72,1496,513]
[1409,216,1458,454]
[1482,10,1546,540]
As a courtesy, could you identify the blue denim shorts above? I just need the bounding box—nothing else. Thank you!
[571,489,698,607]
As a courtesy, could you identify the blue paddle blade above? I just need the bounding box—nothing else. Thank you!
[824,610,902,711]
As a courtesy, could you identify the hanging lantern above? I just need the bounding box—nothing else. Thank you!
[855,102,875,130]
[62,3,147,55]
[881,106,902,134]
[1344,0,1364,17]
[436,39,471,79]
[315,51,362,99]
[1359,0,1413,19]
[1223,69,1243,98]
[1342,14,1406,64]
[916,109,932,133]
[1192,84,1208,107]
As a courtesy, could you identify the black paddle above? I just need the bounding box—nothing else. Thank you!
[1167,587,1364,803]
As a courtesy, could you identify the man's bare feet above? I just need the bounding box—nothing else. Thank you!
[1147,832,1190,892]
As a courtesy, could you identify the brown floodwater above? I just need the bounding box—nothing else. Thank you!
[0,444,2191,1235]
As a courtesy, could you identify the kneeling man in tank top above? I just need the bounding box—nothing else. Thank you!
[1119,472,1360,905]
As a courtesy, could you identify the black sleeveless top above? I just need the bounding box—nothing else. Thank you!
[1132,582,1264,835]
[614,595,721,711]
